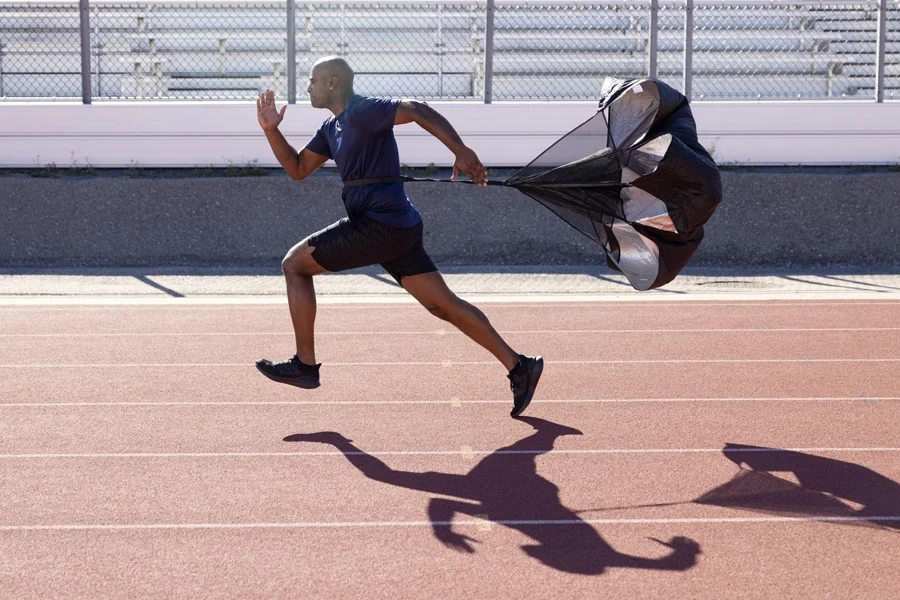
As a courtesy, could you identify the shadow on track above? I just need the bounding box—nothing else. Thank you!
[579,443,900,534]
[694,443,900,531]
[284,416,700,575]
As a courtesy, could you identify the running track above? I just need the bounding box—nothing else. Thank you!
[1,299,898,599]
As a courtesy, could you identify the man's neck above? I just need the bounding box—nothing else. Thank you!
[327,93,354,118]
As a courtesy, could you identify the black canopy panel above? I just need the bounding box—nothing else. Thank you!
[506,78,724,290]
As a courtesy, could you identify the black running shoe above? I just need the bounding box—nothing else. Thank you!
[255,355,321,389]
[508,355,543,417]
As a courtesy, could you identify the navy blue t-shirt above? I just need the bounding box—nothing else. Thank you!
[304,95,421,228]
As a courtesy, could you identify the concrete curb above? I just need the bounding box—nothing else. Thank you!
[2,169,899,268]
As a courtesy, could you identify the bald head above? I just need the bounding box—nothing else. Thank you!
[317,56,354,90]
[307,57,355,110]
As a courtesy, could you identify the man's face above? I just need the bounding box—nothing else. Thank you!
[306,66,334,108]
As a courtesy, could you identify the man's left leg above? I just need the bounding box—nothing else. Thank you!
[401,271,518,370]
[400,271,543,417]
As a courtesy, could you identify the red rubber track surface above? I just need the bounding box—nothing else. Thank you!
[1,300,898,599]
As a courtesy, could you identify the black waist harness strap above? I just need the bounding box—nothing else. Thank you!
[342,176,507,187]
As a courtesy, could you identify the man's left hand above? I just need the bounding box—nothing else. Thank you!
[452,147,489,187]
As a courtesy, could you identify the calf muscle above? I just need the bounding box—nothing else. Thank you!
[401,272,518,370]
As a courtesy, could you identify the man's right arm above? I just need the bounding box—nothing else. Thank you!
[263,127,327,181]
[257,89,328,180]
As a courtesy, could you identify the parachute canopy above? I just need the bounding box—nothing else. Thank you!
[505,77,724,291]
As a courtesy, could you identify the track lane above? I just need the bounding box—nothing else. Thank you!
[1,300,899,335]
[2,328,899,364]
[0,360,896,405]
[2,452,899,527]
[2,521,898,599]
[0,401,897,455]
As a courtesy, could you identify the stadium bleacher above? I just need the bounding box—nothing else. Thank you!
[0,1,897,101]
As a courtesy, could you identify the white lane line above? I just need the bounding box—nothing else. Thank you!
[1,396,898,408]
[2,300,900,310]
[2,358,898,368]
[2,447,899,459]
[3,327,899,338]
[2,516,899,532]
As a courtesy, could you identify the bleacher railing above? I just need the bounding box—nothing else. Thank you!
[0,0,896,102]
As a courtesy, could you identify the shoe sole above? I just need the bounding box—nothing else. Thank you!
[255,364,321,389]
[511,356,543,417]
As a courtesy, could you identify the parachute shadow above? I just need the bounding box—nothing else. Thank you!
[702,443,900,532]
[579,444,900,534]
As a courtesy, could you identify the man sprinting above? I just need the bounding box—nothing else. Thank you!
[254,56,542,417]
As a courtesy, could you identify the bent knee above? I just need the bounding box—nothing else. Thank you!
[282,243,318,276]
[426,305,450,321]
[281,254,300,275]
[424,296,460,321]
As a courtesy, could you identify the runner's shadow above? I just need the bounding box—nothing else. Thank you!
[696,443,900,530]
[284,416,701,575]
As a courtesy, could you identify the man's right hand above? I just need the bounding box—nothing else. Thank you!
[257,89,286,132]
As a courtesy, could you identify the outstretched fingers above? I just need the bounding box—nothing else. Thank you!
[258,89,276,109]
[438,532,478,554]
[256,89,286,131]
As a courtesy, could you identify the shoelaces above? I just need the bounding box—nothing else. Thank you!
[275,356,303,375]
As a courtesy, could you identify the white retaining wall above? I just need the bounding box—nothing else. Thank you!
[1,100,899,167]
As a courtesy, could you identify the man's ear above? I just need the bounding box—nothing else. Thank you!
[329,76,338,90]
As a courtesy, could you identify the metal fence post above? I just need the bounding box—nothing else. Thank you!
[287,0,296,103]
[684,0,693,99]
[79,0,92,104]
[648,0,659,78]
[92,4,100,97]
[437,4,444,98]
[875,0,887,102]
[484,0,495,103]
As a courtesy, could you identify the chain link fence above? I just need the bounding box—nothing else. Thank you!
[294,2,484,101]
[491,3,650,100]
[0,0,897,101]
[657,1,686,94]
[888,0,900,99]
[690,1,880,99]
[92,2,286,99]
[0,2,82,98]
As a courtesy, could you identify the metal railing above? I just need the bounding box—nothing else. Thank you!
[0,0,897,102]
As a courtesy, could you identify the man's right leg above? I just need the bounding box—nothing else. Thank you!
[258,216,382,389]
[281,238,327,365]
[255,237,327,389]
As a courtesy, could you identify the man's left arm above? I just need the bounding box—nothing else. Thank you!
[394,100,489,186]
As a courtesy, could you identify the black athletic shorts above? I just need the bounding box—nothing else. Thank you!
[308,213,438,283]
